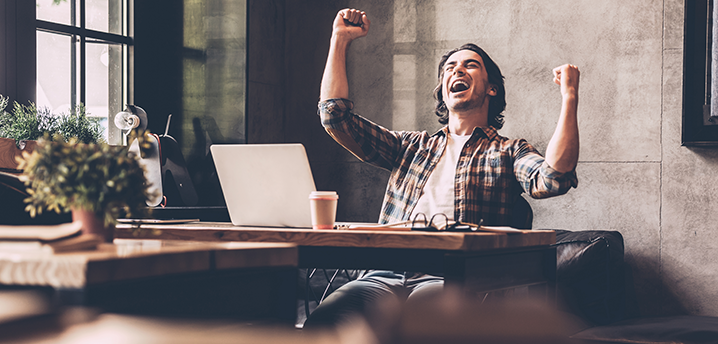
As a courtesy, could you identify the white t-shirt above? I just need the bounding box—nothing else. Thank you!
[411,133,471,221]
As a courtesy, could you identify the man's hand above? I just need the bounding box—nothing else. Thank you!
[332,8,370,43]
[552,64,580,98]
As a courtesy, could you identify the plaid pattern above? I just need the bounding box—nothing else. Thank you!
[319,99,578,225]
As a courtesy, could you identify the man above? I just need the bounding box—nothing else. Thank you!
[305,8,580,328]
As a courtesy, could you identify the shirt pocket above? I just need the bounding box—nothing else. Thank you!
[481,151,501,182]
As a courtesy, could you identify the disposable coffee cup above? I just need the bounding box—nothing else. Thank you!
[309,191,339,230]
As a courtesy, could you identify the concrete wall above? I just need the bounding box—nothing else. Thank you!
[254,0,718,317]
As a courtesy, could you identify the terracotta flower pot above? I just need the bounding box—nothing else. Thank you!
[72,208,114,243]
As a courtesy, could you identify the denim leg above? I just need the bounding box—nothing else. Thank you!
[303,271,406,328]
[406,274,444,304]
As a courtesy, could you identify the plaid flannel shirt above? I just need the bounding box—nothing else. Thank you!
[318,98,578,225]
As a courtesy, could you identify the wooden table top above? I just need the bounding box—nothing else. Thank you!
[115,222,555,252]
[0,239,297,289]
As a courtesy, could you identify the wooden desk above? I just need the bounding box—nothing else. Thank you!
[115,223,556,297]
[0,240,298,322]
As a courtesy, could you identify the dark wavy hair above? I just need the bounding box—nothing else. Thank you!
[433,43,506,129]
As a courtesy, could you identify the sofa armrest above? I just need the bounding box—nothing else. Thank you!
[552,229,626,326]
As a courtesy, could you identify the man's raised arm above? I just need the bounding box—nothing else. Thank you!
[544,64,580,173]
[320,9,370,101]
[318,9,373,162]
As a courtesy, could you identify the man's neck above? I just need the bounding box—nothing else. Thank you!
[447,110,489,136]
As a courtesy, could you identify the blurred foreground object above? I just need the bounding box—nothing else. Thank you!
[0,308,347,344]
[389,289,582,344]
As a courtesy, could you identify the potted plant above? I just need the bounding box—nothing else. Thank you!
[0,95,104,173]
[16,131,154,242]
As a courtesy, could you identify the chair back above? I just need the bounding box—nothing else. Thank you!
[510,196,533,229]
[0,172,71,225]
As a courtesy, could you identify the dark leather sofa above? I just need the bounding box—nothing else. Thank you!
[553,229,718,343]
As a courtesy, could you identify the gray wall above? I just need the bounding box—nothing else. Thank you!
[251,0,718,317]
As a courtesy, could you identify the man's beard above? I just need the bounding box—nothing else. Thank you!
[448,96,483,113]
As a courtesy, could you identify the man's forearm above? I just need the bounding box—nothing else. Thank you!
[320,9,369,101]
[545,94,579,173]
[320,36,351,101]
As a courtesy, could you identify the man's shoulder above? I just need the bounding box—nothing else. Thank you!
[481,128,524,145]
[484,132,540,155]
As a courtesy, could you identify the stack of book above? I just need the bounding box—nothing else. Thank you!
[0,221,102,253]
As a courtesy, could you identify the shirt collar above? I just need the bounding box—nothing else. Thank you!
[473,126,499,141]
[432,126,500,141]
[432,126,449,137]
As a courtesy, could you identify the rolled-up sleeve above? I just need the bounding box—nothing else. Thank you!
[513,140,578,198]
[318,98,355,129]
[318,98,404,170]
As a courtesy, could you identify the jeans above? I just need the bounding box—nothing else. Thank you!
[303,270,443,328]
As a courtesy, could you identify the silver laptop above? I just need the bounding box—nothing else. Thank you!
[210,143,316,228]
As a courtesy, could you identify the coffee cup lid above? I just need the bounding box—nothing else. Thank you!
[309,191,338,199]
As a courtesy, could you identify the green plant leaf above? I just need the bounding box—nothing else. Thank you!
[0,94,104,144]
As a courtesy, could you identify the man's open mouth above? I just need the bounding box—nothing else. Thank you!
[450,80,469,93]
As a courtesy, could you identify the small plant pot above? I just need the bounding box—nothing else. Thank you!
[72,208,114,243]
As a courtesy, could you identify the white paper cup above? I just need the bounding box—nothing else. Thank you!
[309,191,338,230]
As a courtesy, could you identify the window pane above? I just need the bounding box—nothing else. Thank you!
[106,44,125,144]
[87,42,124,141]
[36,0,73,26]
[183,0,247,146]
[85,43,108,118]
[37,31,72,114]
[86,0,124,34]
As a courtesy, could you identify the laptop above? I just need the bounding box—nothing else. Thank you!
[210,143,316,228]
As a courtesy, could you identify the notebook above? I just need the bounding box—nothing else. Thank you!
[210,143,316,228]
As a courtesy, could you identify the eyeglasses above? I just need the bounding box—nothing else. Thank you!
[410,213,482,232]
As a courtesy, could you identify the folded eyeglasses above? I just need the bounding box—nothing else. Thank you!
[410,213,483,232]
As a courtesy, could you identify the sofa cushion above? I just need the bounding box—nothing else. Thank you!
[571,315,718,343]
[553,229,626,326]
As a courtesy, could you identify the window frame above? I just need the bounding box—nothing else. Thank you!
[683,0,718,146]
[35,0,133,143]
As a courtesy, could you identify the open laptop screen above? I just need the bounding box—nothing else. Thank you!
[210,143,316,228]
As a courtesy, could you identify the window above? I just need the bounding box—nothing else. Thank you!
[35,0,131,143]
